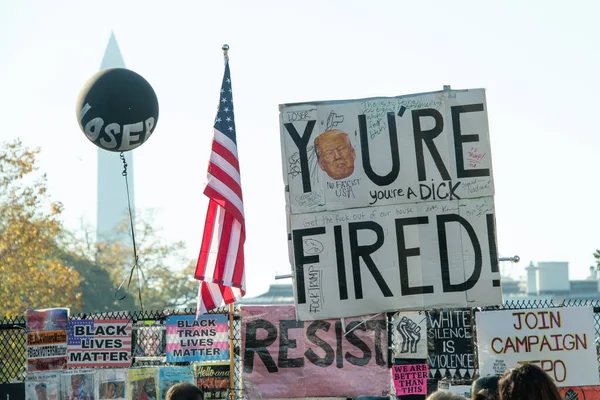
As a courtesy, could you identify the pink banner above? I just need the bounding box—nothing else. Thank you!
[241,305,389,398]
[393,364,428,396]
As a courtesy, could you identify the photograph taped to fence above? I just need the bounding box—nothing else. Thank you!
[476,306,600,387]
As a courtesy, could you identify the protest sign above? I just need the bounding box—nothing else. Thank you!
[290,197,501,320]
[195,363,230,400]
[26,308,69,372]
[133,321,163,358]
[68,319,133,367]
[280,89,493,214]
[165,315,229,362]
[98,369,127,400]
[392,363,428,396]
[392,311,427,359]
[60,369,97,400]
[428,309,475,380]
[241,305,389,398]
[25,371,59,400]
[476,307,600,387]
[128,368,159,400]
[159,367,194,400]
[559,386,600,400]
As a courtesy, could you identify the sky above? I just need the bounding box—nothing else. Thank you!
[1,0,599,300]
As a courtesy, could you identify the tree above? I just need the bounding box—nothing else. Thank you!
[0,139,82,317]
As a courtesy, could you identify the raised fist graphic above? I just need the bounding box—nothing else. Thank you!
[564,389,579,400]
[397,316,422,354]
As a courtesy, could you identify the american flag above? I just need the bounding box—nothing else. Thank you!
[195,56,246,316]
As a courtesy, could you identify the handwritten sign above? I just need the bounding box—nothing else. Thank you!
[476,307,600,387]
[68,319,133,367]
[195,363,230,400]
[392,311,428,359]
[280,89,493,214]
[165,315,229,362]
[393,363,428,396]
[428,309,475,380]
[290,197,501,320]
[241,305,389,399]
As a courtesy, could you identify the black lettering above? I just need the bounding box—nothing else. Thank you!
[452,104,489,178]
[487,213,500,287]
[243,319,278,373]
[292,227,326,304]
[335,321,343,368]
[412,108,451,181]
[359,112,400,186]
[344,321,371,366]
[305,321,334,367]
[395,217,434,295]
[348,221,393,299]
[366,319,387,366]
[278,320,304,368]
[333,225,348,300]
[437,214,482,292]
[284,121,316,192]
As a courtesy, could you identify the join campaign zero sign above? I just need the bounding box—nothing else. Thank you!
[279,88,501,320]
[476,307,600,387]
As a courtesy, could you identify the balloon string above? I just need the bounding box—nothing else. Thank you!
[114,152,143,312]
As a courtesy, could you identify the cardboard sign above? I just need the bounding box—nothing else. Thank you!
[476,307,600,387]
[290,197,501,320]
[428,309,475,380]
[165,315,229,362]
[392,311,428,359]
[280,89,493,214]
[241,305,389,398]
[67,319,133,367]
[392,364,428,396]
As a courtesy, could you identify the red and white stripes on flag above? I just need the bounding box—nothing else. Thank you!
[195,59,246,316]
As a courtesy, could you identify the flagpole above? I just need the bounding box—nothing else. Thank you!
[222,44,236,400]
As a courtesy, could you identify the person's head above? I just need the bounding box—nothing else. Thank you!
[165,382,203,400]
[499,363,562,400]
[471,375,499,400]
[314,129,356,180]
[35,383,47,400]
[426,391,467,400]
[106,382,117,398]
[71,374,85,394]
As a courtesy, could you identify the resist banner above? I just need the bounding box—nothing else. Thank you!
[290,197,501,320]
[241,305,389,399]
[165,315,229,362]
[280,89,493,214]
[68,319,133,367]
[476,307,600,387]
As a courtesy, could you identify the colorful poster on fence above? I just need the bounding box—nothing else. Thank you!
[133,321,163,358]
[428,309,475,380]
[67,318,133,367]
[241,305,389,398]
[60,369,97,400]
[158,366,194,400]
[392,311,427,359]
[25,371,59,400]
[98,369,127,400]
[476,306,600,387]
[165,315,229,362]
[280,89,501,321]
[26,308,69,372]
[195,363,230,400]
[128,368,159,400]
[559,386,600,400]
[393,363,428,396]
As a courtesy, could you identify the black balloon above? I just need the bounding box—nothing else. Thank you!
[76,68,159,152]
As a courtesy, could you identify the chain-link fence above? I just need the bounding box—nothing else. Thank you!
[2,299,600,397]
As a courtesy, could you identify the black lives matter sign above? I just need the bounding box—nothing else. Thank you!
[280,89,501,321]
[68,319,133,367]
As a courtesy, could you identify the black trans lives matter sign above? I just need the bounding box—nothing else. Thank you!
[427,309,475,380]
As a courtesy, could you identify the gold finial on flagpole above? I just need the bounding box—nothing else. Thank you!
[222,44,230,61]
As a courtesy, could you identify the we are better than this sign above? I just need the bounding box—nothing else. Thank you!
[279,88,501,320]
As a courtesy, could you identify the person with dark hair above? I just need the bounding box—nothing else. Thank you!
[426,391,467,400]
[165,383,204,400]
[471,375,499,400]
[499,363,562,400]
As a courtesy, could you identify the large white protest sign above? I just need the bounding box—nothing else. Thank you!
[476,307,600,387]
[290,197,501,320]
[280,89,493,214]
[280,89,500,320]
